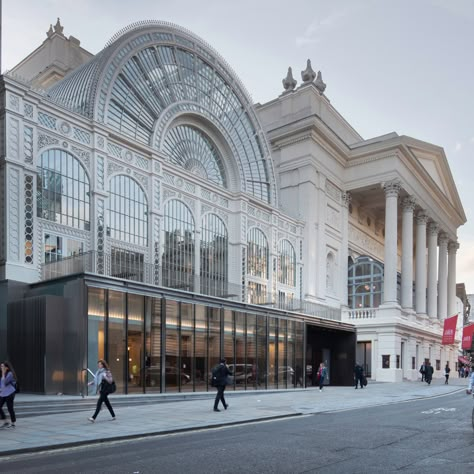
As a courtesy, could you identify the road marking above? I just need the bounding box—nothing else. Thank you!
[421,407,456,414]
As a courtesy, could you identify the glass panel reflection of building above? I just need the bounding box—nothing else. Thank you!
[87,287,304,394]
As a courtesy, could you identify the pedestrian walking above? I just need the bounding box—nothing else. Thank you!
[354,363,364,389]
[444,363,450,385]
[467,357,474,394]
[212,358,230,412]
[0,361,17,428]
[88,360,116,423]
[425,361,434,385]
[419,362,426,382]
[317,363,327,391]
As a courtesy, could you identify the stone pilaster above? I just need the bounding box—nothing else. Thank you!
[401,196,416,309]
[415,212,429,314]
[447,241,459,318]
[427,222,439,318]
[438,233,449,320]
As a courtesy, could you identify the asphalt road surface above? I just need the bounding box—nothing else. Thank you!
[2,391,474,473]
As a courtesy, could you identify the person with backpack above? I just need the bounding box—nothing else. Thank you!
[212,358,231,412]
[0,361,17,428]
[88,359,116,422]
[354,363,364,389]
[419,363,426,382]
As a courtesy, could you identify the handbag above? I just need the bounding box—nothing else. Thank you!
[100,379,116,395]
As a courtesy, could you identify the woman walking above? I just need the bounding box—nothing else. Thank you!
[0,361,17,428]
[88,359,116,422]
[317,363,327,391]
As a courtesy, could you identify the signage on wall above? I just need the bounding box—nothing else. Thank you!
[441,315,458,345]
[462,324,474,350]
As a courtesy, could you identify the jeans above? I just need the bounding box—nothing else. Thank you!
[0,393,16,423]
[355,376,363,388]
[468,372,474,391]
[319,376,325,390]
[92,392,115,419]
[214,385,227,409]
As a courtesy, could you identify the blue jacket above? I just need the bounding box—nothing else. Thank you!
[0,372,16,397]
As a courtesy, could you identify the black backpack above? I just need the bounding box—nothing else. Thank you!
[14,379,20,394]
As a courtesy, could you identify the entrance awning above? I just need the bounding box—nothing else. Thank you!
[458,356,470,365]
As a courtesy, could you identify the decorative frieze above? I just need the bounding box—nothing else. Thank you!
[24,174,34,264]
[71,146,91,169]
[135,155,149,171]
[59,121,72,136]
[153,179,161,210]
[96,155,105,190]
[23,126,34,164]
[133,171,148,192]
[8,167,20,261]
[38,133,59,150]
[8,94,20,112]
[73,127,91,144]
[23,102,34,119]
[163,172,175,185]
[8,118,20,160]
[38,111,57,130]
[182,196,196,212]
[107,142,122,159]
[107,161,124,176]
[163,188,177,202]
[350,226,384,261]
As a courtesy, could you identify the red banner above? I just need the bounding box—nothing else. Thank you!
[461,324,474,349]
[441,315,458,345]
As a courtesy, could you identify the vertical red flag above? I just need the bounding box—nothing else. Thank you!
[461,324,474,350]
[441,315,458,344]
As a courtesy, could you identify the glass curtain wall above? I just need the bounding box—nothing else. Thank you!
[278,240,296,286]
[127,294,144,393]
[87,288,305,393]
[163,200,195,291]
[348,257,384,309]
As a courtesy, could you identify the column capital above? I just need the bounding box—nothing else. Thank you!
[428,222,439,236]
[401,196,416,212]
[342,191,352,207]
[415,211,429,225]
[382,180,401,198]
[448,241,459,253]
[438,232,449,246]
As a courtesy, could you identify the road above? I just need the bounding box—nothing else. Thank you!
[2,391,473,473]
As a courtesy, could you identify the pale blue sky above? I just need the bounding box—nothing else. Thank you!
[4,0,474,292]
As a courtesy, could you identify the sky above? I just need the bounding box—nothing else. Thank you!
[3,0,474,293]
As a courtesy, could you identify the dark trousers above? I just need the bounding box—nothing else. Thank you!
[92,392,115,419]
[445,375,449,384]
[214,385,227,409]
[319,376,325,390]
[0,393,16,423]
[420,372,425,382]
[355,376,363,388]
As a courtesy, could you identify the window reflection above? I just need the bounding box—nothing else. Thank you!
[200,214,228,297]
[108,175,148,246]
[247,228,268,279]
[278,239,296,286]
[37,149,90,230]
[162,200,195,291]
[348,256,384,309]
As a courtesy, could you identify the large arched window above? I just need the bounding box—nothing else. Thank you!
[247,228,268,279]
[348,257,384,309]
[278,240,296,286]
[163,126,226,187]
[162,200,195,290]
[108,175,148,246]
[37,149,90,230]
[200,214,228,296]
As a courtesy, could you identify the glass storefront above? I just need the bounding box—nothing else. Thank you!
[87,286,305,394]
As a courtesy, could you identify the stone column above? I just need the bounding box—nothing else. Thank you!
[447,241,459,318]
[427,222,439,318]
[415,212,428,314]
[438,233,449,320]
[341,192,351,306]
[382,181,401,305]
[401,196,416,309]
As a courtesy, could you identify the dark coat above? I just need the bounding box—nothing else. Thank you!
[214,363,231,386]
[425,365,434,378]
[354,365,363,378]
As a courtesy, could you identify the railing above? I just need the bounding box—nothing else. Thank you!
[41,251,341,321]
[343,308,378,320]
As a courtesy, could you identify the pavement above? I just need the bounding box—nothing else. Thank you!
[0,377,469,457]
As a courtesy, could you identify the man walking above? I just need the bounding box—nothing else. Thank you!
[354,363,364,389]
[419,362,426,382]
[425,361,434,385]
[212,358,231,412]
[444,363,450,385]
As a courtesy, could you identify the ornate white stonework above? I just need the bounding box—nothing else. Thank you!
[350,226,384,261]
[8,167,20,261]
[8,118,20,161]
[24,126,34,164]
[107,160,124,176]
[38,133,60,150]
[96,155,105,190]
[71,145,91,169]
[153,179,160,210]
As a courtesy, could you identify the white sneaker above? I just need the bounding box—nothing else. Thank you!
[88,417,95,423]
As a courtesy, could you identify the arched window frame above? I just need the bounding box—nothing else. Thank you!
[247,227,269,280]
[277,239,296,287]
[162,199,195,291]
[348,256,384,309]
[107,175,148,247]
[36,148,91,230]
[200,213,228,296]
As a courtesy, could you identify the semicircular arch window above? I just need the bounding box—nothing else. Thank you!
[163,125,226,187]
[37,149,90,230]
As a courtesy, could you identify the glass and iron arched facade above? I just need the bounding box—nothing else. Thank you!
[200,214,228,296]
[348,256,384,309]
[162,200,195,291]
[108,175,148,246]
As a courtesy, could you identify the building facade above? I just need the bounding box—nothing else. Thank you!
[0,20,465,393]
